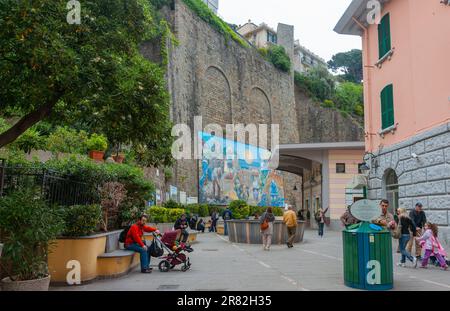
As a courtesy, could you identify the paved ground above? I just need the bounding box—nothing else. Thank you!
[52,229,450,291]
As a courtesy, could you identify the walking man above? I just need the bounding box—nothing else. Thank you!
[222,207,233,236]
[408,202,427,260]
[283,205,298,248]
[209,209,219,233]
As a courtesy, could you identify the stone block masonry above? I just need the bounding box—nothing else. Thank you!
[141,0,364,208]
[367,122,450,244]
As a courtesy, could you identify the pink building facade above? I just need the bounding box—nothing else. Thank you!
[335,0,450,241]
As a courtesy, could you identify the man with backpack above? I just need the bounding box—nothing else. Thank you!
[222,207,233,236]
[122,214,159,274]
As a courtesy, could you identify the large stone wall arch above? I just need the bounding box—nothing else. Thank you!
[248,87,272,125]
[242,86,273,147]
[200,65,232,128]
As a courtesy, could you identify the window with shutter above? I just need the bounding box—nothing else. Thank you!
[378,14,392,59]
[381,84,394,130]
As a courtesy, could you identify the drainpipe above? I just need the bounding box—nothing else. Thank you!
[352,17,373,153]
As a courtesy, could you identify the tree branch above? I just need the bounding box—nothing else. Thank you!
[0,101,58,148]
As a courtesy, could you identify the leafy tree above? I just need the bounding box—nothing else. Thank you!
[328,49,363,83]
[0,0,173,167]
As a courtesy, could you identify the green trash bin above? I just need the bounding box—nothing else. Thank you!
[343,222,394,290]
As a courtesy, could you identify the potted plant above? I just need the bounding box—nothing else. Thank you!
[87,134,108,161]
[0,190,64,291]
[113,152,126,164]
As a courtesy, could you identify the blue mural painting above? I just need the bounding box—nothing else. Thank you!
[199,132,285,207]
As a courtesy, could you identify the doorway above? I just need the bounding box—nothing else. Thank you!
[384,169,399,215]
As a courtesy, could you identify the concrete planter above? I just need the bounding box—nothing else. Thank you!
[1,275,51,291]
[47,233,108,284]
[227,220,305,245]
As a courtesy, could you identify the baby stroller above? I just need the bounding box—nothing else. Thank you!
[154,230,193,272]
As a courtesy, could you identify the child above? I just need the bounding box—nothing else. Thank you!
[416,222,448,270]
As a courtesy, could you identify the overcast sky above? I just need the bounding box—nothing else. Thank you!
[218,0,361,62]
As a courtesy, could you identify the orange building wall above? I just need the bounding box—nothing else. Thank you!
[328,149,365,220]
[363,0,450,152]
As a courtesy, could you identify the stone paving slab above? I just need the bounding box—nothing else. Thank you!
[51,229,450,291]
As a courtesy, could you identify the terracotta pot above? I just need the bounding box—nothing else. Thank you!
[1,275,51,291]
[113,154,125,163]
[89,150,105,161]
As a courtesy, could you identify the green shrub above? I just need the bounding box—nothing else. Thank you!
[333,82,364,117]
[322,99,336,109]
[267,45,291,72]
[167,208,186,223]
[86,133,108,152]
[182,0,248,47]
[198,204,209,217]
[272,207,284,217]
[61,205,102,237]
[46,126,89,154]
[12,128,46,154]
[294,68,335,102]
[147,206,168,223]
[258,47,268,58]
[41,156,154,228]
[0,190,65,281]
[229,200,250,220]
[354,104,364,117]
[186,204,200,216]
[164,199,181,209]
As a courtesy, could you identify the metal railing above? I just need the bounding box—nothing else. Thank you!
[0,159,95,206]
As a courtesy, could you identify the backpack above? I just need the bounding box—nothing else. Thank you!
[119,225,132,244]
[149,239,164,258]
[223,210,231,220]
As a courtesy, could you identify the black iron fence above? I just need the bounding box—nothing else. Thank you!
[0,159,95,206]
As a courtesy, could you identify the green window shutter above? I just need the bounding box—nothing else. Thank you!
[381,84,394,129]
[378,14,391,59]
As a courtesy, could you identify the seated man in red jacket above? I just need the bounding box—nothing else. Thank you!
[125,214,159,273]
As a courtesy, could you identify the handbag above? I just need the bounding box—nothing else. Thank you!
[261,220,269,231]
[261,217,269,231]
[391,221,402,239]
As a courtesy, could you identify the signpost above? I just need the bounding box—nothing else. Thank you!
[349,199,380,222]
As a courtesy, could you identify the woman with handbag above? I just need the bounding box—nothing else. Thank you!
[260,207,275,251]
[395,208,418,268]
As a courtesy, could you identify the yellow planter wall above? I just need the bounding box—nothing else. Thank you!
[48,237,106,283]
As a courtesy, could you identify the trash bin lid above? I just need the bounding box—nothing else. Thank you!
[345,222,388,233]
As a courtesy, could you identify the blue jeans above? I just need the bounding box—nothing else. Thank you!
[126,243,150,271]
[318,223,325,237]
[399,234,414,263]
[224,221,228,236]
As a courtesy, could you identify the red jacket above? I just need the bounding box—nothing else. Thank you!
[125,223,157,247]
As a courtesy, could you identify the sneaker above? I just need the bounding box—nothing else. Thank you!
[396,262,406,267]
[141,268,153,274]
[412,257,418,268]
[442,265,449,271]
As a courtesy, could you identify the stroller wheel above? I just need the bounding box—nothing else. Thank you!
[159,260,171,273]
[181,264,190,272]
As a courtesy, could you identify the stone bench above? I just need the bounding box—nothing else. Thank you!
[97,250,140,279]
